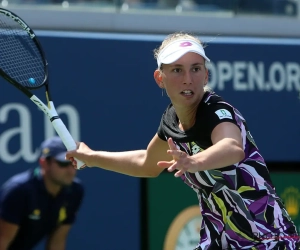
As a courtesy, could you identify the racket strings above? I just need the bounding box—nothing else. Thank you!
[0,14,46,88]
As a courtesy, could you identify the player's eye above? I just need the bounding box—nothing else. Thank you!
[172,68,181,73]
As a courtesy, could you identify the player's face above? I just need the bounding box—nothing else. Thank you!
[48,158,76,186]
[157,53,208,107]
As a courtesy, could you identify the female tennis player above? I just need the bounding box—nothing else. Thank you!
[66,32,299,249]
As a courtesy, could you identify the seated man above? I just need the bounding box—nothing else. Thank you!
[0,136,84,250]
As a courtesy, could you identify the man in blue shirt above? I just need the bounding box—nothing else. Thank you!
[0,136,84,250]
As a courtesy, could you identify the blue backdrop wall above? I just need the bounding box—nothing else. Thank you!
[0,31,300,250]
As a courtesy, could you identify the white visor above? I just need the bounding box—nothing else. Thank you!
[157,39,210,68]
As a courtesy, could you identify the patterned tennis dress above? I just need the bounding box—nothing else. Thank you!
[157,91,299,250]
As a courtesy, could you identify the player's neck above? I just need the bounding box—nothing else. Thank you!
[178,119,195,131]
[174,94,203,131]
[175,105,198,131]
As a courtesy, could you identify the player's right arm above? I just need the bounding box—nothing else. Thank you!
[0,220,19,250]
[66,134,172,177]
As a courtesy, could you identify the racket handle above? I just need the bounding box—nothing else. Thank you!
[51,118,86,169]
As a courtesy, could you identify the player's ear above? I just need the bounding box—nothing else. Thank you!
[154,70,164,89]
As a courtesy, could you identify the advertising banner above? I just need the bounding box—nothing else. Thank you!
[1,31,300,249]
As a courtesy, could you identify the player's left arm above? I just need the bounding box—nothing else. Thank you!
[46,224,71,250]
[193,121,245,171]
[158,105,246,176]
[190,104,245,171]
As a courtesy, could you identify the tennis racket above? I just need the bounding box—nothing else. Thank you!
[0,8,85,169]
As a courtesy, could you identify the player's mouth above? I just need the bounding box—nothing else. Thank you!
[181,90,194,96]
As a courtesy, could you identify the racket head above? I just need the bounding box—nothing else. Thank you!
[0,8,48,90]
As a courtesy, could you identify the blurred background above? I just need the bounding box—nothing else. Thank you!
[1,1,300,250]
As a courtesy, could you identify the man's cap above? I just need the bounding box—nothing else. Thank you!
[40,136,69,162]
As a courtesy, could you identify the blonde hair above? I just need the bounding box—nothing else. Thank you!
[154,32,212,92]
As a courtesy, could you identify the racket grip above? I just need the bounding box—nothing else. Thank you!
[51,118,86,169]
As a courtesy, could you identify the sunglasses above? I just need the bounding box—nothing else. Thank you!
[54,160,73,168]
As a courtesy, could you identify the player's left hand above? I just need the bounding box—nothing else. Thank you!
[157,138,198,177]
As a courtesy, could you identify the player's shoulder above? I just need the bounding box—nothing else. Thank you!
[162,103,174,116]
[203,91,230,106]
[202,91,236,112]
[160,103,176,126]
[197,91,240,122]
[200,91,247,126]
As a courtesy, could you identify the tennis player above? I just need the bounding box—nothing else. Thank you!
[66,32,299,249]
[0,137,84,250]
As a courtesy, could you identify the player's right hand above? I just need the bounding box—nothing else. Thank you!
[66,142,94,169]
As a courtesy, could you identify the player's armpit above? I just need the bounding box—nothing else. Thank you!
[46,224,71,250]
[0,219,19,250]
